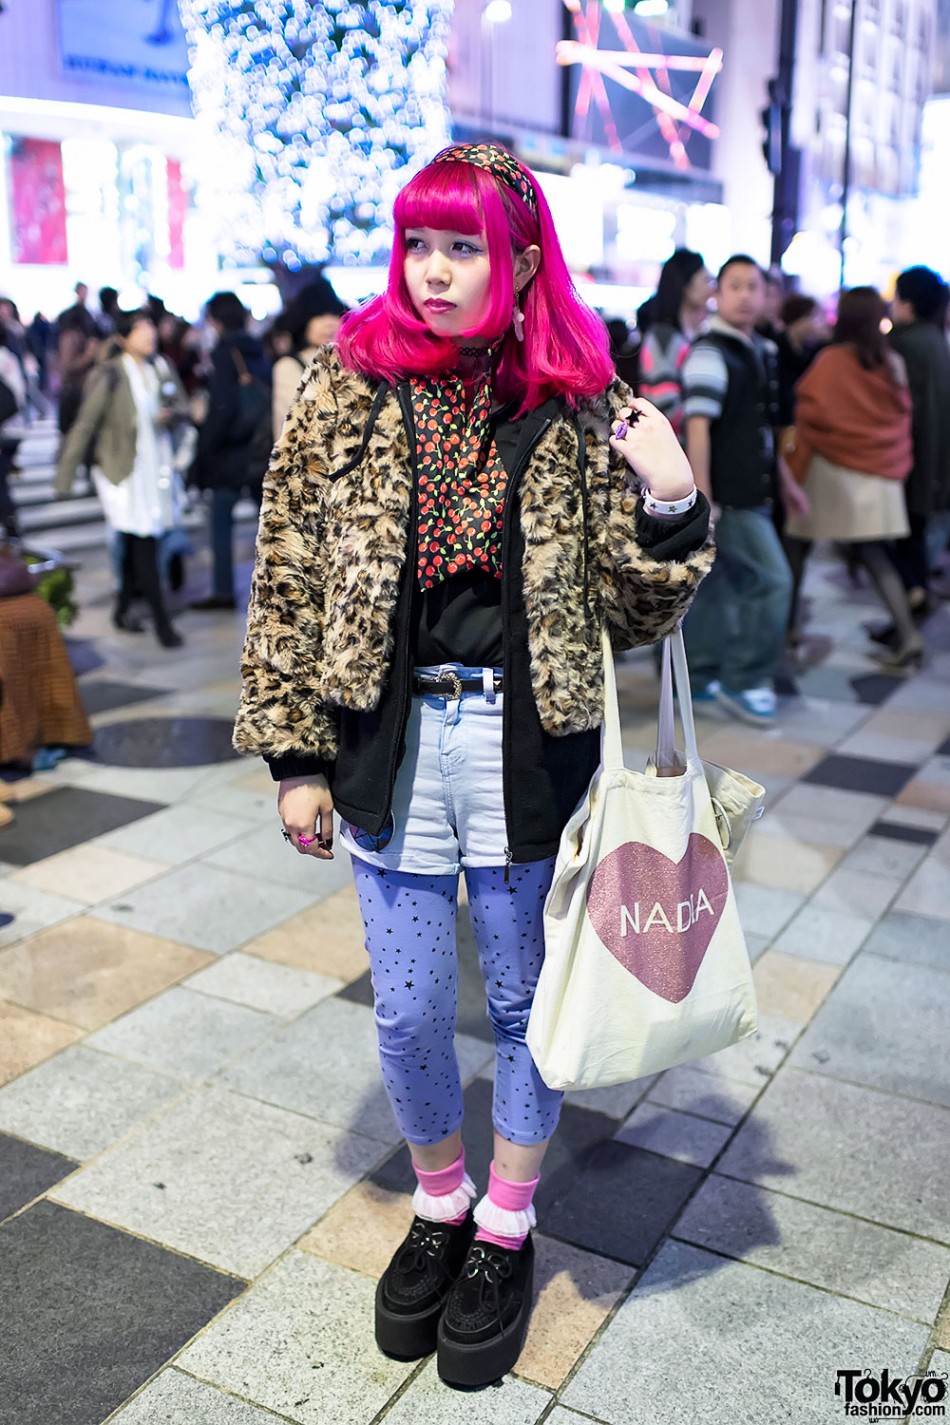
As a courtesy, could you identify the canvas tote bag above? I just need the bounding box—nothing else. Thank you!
[526,627,758,1091]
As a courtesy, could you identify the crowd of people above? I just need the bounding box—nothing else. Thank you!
[0,275,349,647]
[1,247,948,708]
[609,251,950,724]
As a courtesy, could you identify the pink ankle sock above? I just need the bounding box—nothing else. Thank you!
[411,1150,471,1226]
[473,1161,540,1250]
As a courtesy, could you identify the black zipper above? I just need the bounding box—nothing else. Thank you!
[377,383,419,824]
[500,414,553,878]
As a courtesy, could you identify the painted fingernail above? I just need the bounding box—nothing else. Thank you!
[614,420,629,440]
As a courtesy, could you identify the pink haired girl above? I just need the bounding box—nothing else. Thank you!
[235,143,711,1388]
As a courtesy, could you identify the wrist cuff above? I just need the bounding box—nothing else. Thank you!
[642,486,698,517]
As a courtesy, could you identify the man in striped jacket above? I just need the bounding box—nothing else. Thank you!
[679,255,792,728]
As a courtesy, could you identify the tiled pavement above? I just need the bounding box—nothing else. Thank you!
[3,482,950,1423]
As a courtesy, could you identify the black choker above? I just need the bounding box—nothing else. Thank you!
[458,345,491,357]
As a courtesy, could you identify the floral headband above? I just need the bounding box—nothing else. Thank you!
[432,143,538,216]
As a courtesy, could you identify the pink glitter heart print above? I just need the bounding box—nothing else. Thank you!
[585,834,729,1002]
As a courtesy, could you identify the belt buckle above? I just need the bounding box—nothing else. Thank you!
[443,672,463,699]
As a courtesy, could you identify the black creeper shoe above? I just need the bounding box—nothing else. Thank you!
[436,1235,535,1387]
[375,1211,475,1361]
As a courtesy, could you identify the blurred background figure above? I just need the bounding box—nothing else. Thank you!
[97,286,120,336]
[56,308,190,648]
[783,287,919,670]
[0,321,27,540]
[188,291,272,611]
[636,248,712,436]
[1,298,46,422]
[775,294,829,431]
[55,281,103,486]
[757,266,786,343]
[887,265,950,621]
[271,275,347,439]
[27,312,54,399]
[605,316,639,391]
[680,255,791,727]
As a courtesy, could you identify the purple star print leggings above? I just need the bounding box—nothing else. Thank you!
[352,859,564,1147]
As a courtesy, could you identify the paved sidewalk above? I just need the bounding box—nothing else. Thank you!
[1,496,949,1425]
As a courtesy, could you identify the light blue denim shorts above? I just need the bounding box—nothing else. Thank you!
[340,664,507,875]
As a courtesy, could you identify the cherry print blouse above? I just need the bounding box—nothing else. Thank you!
[412,373,508,590]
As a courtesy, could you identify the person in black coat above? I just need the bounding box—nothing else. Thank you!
[189,291,272,610]
[888,266,950,614]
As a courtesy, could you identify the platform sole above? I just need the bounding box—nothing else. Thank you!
[374,1277,443,1361]
[435,1256,534,1388]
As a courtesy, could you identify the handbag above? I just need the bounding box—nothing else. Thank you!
[526,626,759,1092]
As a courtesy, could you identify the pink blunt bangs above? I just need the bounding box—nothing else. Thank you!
[337,156,614,411]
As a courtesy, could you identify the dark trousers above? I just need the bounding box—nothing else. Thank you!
[210,486,260,598]
[890,512,929,595]
[117,534,174,636]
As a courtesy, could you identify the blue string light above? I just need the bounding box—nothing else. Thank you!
[178,0,452,265]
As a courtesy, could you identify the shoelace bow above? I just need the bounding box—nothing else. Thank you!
[396,1220,450,1275]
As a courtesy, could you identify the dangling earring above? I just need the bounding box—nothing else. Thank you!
[512,286,525,343]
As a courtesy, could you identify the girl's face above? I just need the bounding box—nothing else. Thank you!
[403,227,492,340]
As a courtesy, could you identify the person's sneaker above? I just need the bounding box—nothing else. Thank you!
[437,1236,535,1388]
[375,1212,475,1361]
[715,684,777,727]
[689,680,722,715]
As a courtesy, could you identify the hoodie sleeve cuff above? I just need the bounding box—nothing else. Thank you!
[265,753,332,783]
[634,491,711,560]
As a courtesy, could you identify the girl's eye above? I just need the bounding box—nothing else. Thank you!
[405,236,426,252]
[453,242,481,256]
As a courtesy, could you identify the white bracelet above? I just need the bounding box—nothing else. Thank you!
[642,486,698,516]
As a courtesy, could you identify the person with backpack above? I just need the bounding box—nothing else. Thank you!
[679,254,795,726]
[56,309,190,647]
[234,143,711,1387]
[636,248,713,436]
[189,291,272,611]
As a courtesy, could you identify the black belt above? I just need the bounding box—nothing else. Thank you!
[412,672,503,698]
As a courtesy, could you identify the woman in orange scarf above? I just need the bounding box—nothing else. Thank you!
[783,287,920,670]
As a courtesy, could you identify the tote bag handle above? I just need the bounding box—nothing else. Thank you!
[656,626,700,771]
[601,623,699,773]
[601,625,626,772]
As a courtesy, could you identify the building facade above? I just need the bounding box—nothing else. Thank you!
[789,0,937,291]
[0,0,220,317]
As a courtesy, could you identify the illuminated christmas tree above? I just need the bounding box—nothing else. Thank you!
[177,0,452,266]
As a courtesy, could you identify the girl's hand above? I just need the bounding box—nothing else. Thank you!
[609,399,695,502]
[278,775,335,859]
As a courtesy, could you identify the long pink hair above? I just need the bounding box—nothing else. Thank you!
[337,157,614,412]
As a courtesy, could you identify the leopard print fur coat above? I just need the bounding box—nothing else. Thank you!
[234,347,713,764]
